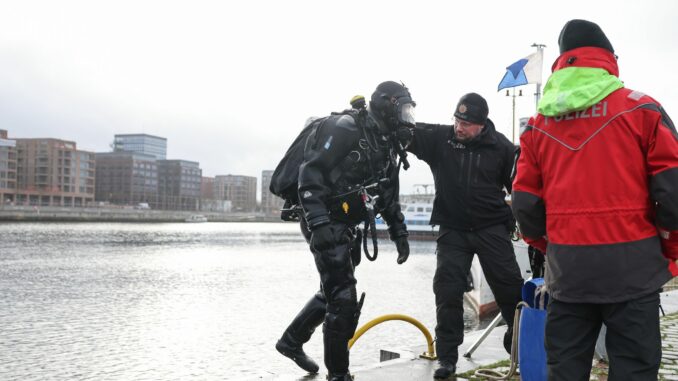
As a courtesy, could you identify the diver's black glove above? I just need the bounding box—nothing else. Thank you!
[311,224,336,251]
[395,125,414,148]
[395,236,410,264]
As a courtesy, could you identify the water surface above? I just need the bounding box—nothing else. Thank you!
[0,222,481,380]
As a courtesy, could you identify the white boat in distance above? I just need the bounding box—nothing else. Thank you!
[375,184,439,236]
[185,214,208,223]
[375,201,438,236]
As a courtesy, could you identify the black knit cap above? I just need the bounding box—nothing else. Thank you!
[454,93,488,125]
[558,19,614,54]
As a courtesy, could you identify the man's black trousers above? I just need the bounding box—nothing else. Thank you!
[546,291,661,381]
[433,223,524,364]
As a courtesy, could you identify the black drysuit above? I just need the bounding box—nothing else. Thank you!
[408,119,524,364]
[281,112,407,375]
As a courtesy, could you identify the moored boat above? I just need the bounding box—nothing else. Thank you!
[185,214,208,223]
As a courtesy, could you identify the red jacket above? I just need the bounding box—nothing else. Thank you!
[512,47,678,303]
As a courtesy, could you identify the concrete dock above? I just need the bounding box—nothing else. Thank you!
[253,288,678,380]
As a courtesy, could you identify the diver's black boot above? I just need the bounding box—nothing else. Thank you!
[276,293,325,373]
[276,332,320,373]
[323,324,352,380]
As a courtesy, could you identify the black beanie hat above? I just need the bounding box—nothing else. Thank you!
[558,19,614,54]
[454,93,488,125]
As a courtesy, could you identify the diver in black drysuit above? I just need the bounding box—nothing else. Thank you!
[275,81,415,381]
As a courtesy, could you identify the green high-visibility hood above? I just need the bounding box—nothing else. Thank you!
[537,66,623,117]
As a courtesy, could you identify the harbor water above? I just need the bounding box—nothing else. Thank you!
[1,222,482,380]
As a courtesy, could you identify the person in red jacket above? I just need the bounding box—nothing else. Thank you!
[512,19,678,380]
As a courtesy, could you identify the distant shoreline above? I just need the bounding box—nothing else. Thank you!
[0,206,281,223]
[0,207,439,240]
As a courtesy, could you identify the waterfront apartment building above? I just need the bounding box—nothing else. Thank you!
[261,170,284,215]
[201,176,214,200]
[199,176,233,212]
[157,160,202,211]
[95,151,159,208]
[0,130,17,204]
[214,174,256,212]
[15,137,95,206]
[114,134,167,160]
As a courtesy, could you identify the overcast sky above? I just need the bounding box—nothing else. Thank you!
[2,0,677,199]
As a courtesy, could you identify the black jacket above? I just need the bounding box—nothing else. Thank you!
[408,119,514,231]
[298,112,406,238]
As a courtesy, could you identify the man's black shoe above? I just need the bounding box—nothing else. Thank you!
[327,373,353,381]
[503,325,514,355]
[433,362,456,379]
[275,339,319,373]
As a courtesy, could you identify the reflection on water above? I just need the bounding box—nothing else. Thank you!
[0,222,480,380]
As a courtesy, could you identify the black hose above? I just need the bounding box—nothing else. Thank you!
[362,209,378,261]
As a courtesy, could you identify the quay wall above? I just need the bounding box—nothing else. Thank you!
[0,206,280,223]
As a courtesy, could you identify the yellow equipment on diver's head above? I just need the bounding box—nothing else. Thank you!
[350,95,366,110]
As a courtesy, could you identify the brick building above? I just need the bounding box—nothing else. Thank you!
[95,151,158,208]
[14,137,95,206]
[261,170,284,215]
[0,130,17,205]
[157,160,202,211]
[214,174,256,212]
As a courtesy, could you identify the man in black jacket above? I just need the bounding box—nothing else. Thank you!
[275,81,414,381]
[408,93,524,379]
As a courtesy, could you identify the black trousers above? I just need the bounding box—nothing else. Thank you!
[546,291,661,381]
[280,219,358,376]
[434,224,524,363]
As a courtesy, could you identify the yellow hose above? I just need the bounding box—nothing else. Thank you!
[348,314,437,360]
